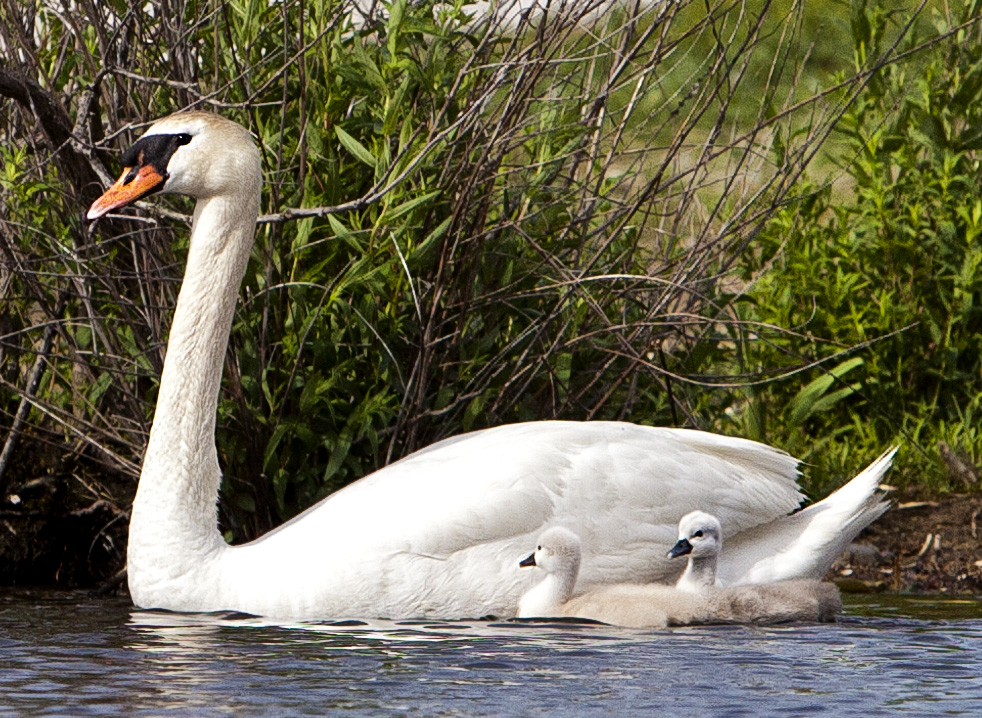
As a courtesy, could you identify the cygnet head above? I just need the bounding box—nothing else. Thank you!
[517,527,583,617]
[668,510,723,561]
[519,526,582,576]
[87,112,261,221]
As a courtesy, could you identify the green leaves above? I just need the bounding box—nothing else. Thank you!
[335,126,377,170]
[378,190,441,224]
[733,0,982,493]
[788,358,864,428]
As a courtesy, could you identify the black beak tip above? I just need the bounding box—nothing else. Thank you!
[668,538,693,559]
[519,553,536,568]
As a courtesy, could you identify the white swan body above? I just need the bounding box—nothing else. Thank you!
[518,526,841,627]
[87,112,892,620]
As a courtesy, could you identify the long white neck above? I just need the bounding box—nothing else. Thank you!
[517,563,579,618]
[676,552,718,593]
[127,190,259,601]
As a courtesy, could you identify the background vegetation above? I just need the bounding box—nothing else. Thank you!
[0,0,979,583]
[731,0,982,495]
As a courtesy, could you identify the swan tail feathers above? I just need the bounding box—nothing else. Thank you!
[812,444,896,533]
[791,446,897,576]
[818,446,896,511]
[720,447,896,586]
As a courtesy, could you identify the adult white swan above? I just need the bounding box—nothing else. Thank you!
[87,112,894,620]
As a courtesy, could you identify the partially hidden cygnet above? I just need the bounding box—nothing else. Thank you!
[668,510,842,624]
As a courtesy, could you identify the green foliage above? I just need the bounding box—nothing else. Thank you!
[3,0,973,550]
[732,0,982,492]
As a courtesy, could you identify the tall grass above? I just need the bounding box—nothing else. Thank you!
[0,0,964,550]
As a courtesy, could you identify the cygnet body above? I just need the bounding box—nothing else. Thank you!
[707,579,842,624]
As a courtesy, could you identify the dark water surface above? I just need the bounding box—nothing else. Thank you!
[2,589,981,716]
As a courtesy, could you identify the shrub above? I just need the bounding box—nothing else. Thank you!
[731,0,982,494]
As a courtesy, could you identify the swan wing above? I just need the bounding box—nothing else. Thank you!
[242,422,803,617]
[290,422,802,556]
[717,447,895,585]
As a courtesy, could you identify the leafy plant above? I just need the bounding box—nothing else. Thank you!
[731,0,982,492]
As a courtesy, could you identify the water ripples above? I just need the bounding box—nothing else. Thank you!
[2,590,981,716]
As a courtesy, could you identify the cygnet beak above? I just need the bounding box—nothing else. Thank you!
[519,553,536,568]
[667,538,693,559]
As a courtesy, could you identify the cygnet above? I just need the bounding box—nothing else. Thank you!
[668,510,842,623]
[517,527,709,627]
[668,510,724,593]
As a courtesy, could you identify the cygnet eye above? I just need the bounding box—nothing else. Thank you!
[537,545,542,551]
[693,530,704,538]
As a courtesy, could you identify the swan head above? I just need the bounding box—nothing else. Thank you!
[519,526,582,576]
[668,510,722,560]
[87,112,261,221]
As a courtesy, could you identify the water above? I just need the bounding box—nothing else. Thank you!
[2,590,981,717]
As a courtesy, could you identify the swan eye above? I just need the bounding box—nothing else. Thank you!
[537,545,542,551]
[693,530,704,538]
[174,133,192,147]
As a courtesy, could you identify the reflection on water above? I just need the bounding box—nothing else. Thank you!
[2,589,981,717]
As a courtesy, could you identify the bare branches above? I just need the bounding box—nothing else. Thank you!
[0,65,105,198]
[0,298,63,493]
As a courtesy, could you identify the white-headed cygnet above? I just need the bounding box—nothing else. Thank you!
[668,511,842,624]
[668,510,723,594]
